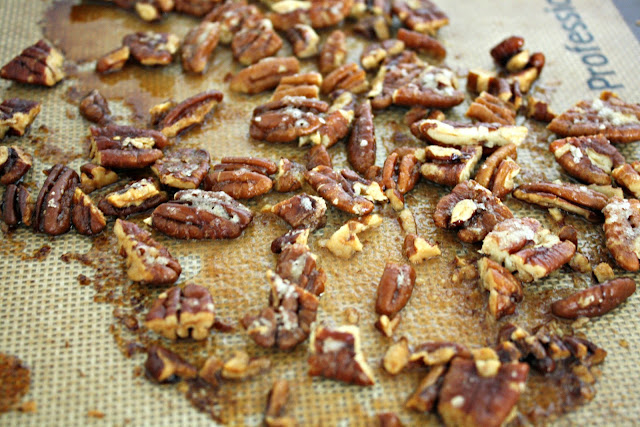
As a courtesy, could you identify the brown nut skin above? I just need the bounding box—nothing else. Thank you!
[378,413,403,427]
[96,46,130,74]
[0,40,65,87]
[550,135,625,185]
[319,30,347,75]
[79,90,111,126]
[33,164,79,236]
[230,57,300,94]
[174,0,218,17]
[361,39,405,71]
[265,379,292,424]
[203,2,263,44]
[90,124,167,169]
[72,188,106,236]
[157,90,223,137]
[305,166,374,216]
[490,36,524,67]
[284,24,320,59]
[271,193,327,231]
[478,257,523,320]
[392,66,465,109]
[273,158,305,193]
[405,365,446,413]
[181,21,220,73]
[321,63,369,95]
[347,101,376,175]
[145,345,197,383]
[306,144,332,170]
[353,15,390,41]
[466,91,516,125]
[551,278,636,319]
[231,19,283,66]
[123,32,180,66]
[250,96,329,143]
[397,28,445,60]
[276,243,326,296]
[151,148,210,189]
[391,0,449,35]
[271,228,310,254]
[204,157,275,199]
[603,198,640,271]
[475,144,517,188]
[2,183,34,227]
[0,146,32,185]
[375,262,416,317]
[79,163,119,194]
[0,98,41,139]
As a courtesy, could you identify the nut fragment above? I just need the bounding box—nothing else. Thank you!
[411,119,528,149]
[478,257,523,320]
[0,146,32,185]
[392,66,464,109]
[375,314,401,337]
[305,166,374,215]
[375,262,416,317]
[603,198,640,271]
[360,39,405,71]
[347,101,376,174]
[145,345,197,383]
[551,278,636,319]
[33,164,79,235]
[203,2,263,44]
[151,148,210,189]
[204,157,275,199]
[96,46,131,73]
[221,351,271,380]
[0,40,65,86]
[2,183,34,227]
[145,284,215,340]
[593,262,615,283]
[308,324,375,386]
[250,96,328,143]
[612,162,640,199]
[299,91,356,148]
[526,94,556,122]
[378,413,403,427]
[90,124,168,169]
[271,228,309,254]
[420,145,482,187]
[265,379,296,427]
[114,219,182,285]
[0,98,41,138]
[403,234,441,264]
[155,90,223,137]
[198,356,223,387]
[79,90,111,125]
[353,15,390,41]
[270,193,327,230]
[99,178,168,218]
[392,0,449,35]
[396,28,445,60]
[405,365,447,413]
[79,163,119,194]
[466,91,516,125]
[318,30,347,74]
[382,338,410,375]
[550,135,624,185]
[321,63,369,95]
[285,24,320,58]
[71,188,106,236]
[181,21,220,73]
[123,32,180,66]
[231,19,283,66]
[322,214,382,259]
[273,158,306,192]
[276,242,326,296]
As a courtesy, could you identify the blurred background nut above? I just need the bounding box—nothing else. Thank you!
[0,98,41,138]
[123,31,180,66]
[0,146,32,185]
[79,90,111,125]
[0,39,65,86]
[95,46,130,74]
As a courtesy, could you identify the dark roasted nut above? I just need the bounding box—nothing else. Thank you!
[145,284,215,340]
[114,219,181,284]
[378,413,403,427]
[199,355,223,387]
[95,46,130,73]
[552,278,636,319]
[360,39,404,71]
[403,233,441,264]
[277,242,326,295]
[353,15,390,40]
[204,2,263,44]
[411,119,527,150]
[145,345,197,383]
[221,351,271,380]
[273,158,305,192]
[174,0,218,16]
[151,148,210,189]
[265,379,295,427]
[156,90,223,137]
[271,228,310,254]
[396,28,445,60]
[434,180,513,243]
[210,156,278,175]
[323,214,382,258]
[285,24,320,58]
[490,36,524,67]
[475,143,517,190]
[0,40,65,86]
[526,94,556,122]
[272,72,322,101]
[308,324,375,386]
[392,0,449,35]
[306,144,332,170]
[405,365,446,413]
[466,91,516,125]
[250,96,329,143]
[271,193,327,230]
[181,21,220,73]
[152,189,253,239]
[321,63,368,95]
[79,163,119,194]
[0,146,32,185]
[79,90,111,125]
[548,91,640,143]
[0,98,41,138]
[375,262,416,317]
[305,165,374,215]
[368,52,425,110]
[478,257,523,319]
[33,164,79,235]
[347,101,376,174]
[551,135,624,185]
[392,66,464,109]
[90,124,167,169]
[268,0,353,30]
[420,145,482,187]
[513,181,609,223]
[231,19,283,66]
[481,217,576,282]
[123,32,180,66]
[99,178,168,218]
[299,91,356,148]
[204,157,274,199]
[603,198,640,271]
[381,149,422,194]
[2,183,33,227]
[71,189,106,236]
[382,338,410,375]
[558,224,579,248]
[318,30,347,74]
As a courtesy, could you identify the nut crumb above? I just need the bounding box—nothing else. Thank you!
[87,410,105,419]
[619,339,629,349]
[16,400,37,413]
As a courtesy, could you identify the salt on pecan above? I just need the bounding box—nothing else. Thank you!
[90,124,168,169]
[612,162,640,199]
[299,91,356,148]
[272,72,322,101]
[204,156,275,199]
[392,65,464,109]
[268,0,353,30]
[321,63,369,95]
[181,21,220,73]
[466,91,516,125]
[347,100,376,175]
[308,324,375,386]
[151,148,210,189]
[360,39,405,71]
[478,257,523,320]
[71,188,106,236]
[411,119,528,150]
[322,214,382,259]
[79,90,111,125]
[392,0,449,35]
[318,30,347,74]
[512,181,609,223]
[603,198,640,271]
[550,135,624,185]
[481,217,576,282]
[203,2,263,44]
[433,180,513,243]
[96,46,130,74]
[123,32,180,66]
[33,164,79,235]
[2,183,34,227]
[152,189,253,240]
[403,233,441,264]
[285,24,320,58]
[273,158,306,192]
[0,98,41,138]
[551,278,636,319]
[353,15,390,41]
[98,178,168,218]
[375,262,416,317]
[276,242,326,296]
[0,146,32,185]
[230,56,300,94]
[0,40,65,86]
[145,345,197,383]
[420,145,482,187]
[305,166,374,215]
[367,51,423,110]
[154,90,223,137]
[396,28,445,60]
[270,193,327,231]
[250,96,328,143]
[79,163,119,194]
[114,219,182,285]
[231,19,283,65]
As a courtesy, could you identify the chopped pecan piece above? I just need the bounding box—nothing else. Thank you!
[466,91,516,125]
[123,32,180,66]
[96,46,130,73]
[396,28,445,60]
[276,242,326,295]
[33,164,79,235]
[198,355,223,387]
[270,193,327,230]
[299,91,356,148]
[221,350,271,380]
[145,284,215,340]
[411,119,528,150]
[420,145,482,187]
[308,325,375,386]
[551,278,636,319]
[273,158,306,192]
[285,24,320,58]
[347,101,376,174]
[603,198,640,271]
[375,314,401,337]
[265,379,296,427]
[152,189,253,240]
[318,30,347,74]
[174,0,218,16]
[475,144,516,189]
[392,66,464,108]
[526,94,556,122]
[306,142,331,170]
[145,345,197,383]
[90,124,167,169]
[250,96,328,143]
[204,157,274,199]
[403,233,441,264]
[322,214,382,258]
[72,189,106,236]
[0,146,32,185]
[98,178,168,218]
[375,262,415,317]
[513,181,609,223]
[114,219,181,285]
[383,338,410,375]
[268,0,353,30]
[134,2,167,22]
[79,163,119,194]
[2,183,34,227]
[467,69,523,108]
[181,21,220,73]
[0,40,65,86]
[550,135,624,185]
[405,365,447,413]
[272,72,322,101]
[151,148,210,189]
[155,90,223,137]
[79,90,111,125]
[433,180,513,243]
[392,0,449,35]
[548,91,640,143]
[321,63,369,95]
[203,2,263,44]
[305,165,374,215]
[361,39,405,71]
[490,36,524,67]
[0,98,41,138]
[271,228,310,254]
[478,257,523,319]
[231,19,283,65]
[612,162,640,198]
[353,15,390,40]
[481,217,576,282]
[368,52,425,110]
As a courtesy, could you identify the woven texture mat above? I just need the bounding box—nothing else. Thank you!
[1,0,640,425]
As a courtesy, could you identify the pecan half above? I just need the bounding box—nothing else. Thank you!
[231,19,283,65]
[155,90,223,137]
[250,96,328,143]
[323,214,382,258]
[420,145,482,187]
[368,52,425,110]
[270,193,327,230]
[305,165,374,215]
[268,0,353,30]
[466,91,516,125]
[552,278,636,319]
[548,91,640,143]
[346,100,376,174]
[603,198,640,271]
[411,119,528,150]
[181,21,220,73]
[204,157,275,199]
[79,90,111,125]
[230,56,300,94]
[0,146,32,185]
[299,91,356,148]
[203,2,263,44]
[476,145,520,200]
[360,39,405,71]
[375,262,415,317]
[481,217,576,282]
[612,162,640,198]
[90,124,167,169]
[145,345,197,383]
[152,189,253,239]
[478,257,523,319]
[0,40,65,86]
[403,233,441,264]
[550,135,624,185]
[2,183,34,227]
[272,72,322,101]
[123,32,180,66]
[392,66,464,109]
[308,325,375,386]
[513,181,609,223]
[151,148,210,189]
[397,28,445,60]
[98,178,168,218]
[72,188,106,236]
[273,158,305,192]
[433,180,513,243]
[174,0,218,16]
[381,149,422,194]
[392,0,449,35]
[96,46,131,74]
[114,219,182,285]
[318,30,347,74]
[33,164,79,235]
[306,144,332,169]
[285,24,320,58]
[145,284,215,340]
[276,242,326,295]
[0,98,41,138]
[321,63,369,95]
[353,15,390,41]
[265,379,296,427]
[79,163,119,194]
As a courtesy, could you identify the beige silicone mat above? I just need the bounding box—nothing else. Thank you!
[2,0,640,425]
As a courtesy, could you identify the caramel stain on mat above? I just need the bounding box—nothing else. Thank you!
[0,353,31,414]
